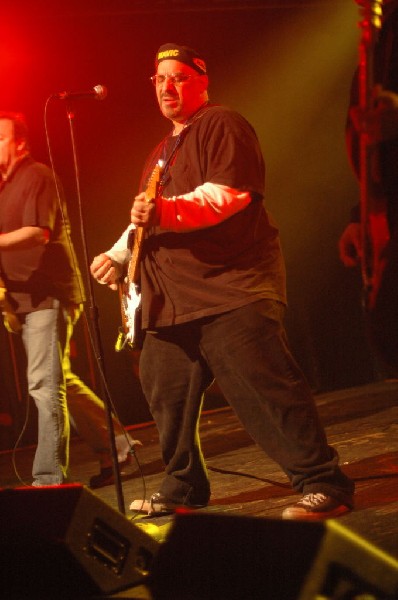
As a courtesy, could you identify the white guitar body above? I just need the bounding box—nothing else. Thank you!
[121,279,141,346]
[116,161,163,352]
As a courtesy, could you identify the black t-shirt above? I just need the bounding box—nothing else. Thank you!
[0,156,85,313]
[138,105,286,329]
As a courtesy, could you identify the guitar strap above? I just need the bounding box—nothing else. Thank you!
[134,102,212,253]
[158,102,213,192]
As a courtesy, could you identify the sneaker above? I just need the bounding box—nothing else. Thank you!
[282,493,351,520]
[130,492,207,516]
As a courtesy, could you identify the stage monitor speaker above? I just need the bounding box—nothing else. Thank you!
[0,484,159,599]
[148,512,398,600]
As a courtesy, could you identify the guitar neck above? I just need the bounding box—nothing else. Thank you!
[357,2,383,225]
[127,162,163,285]
[128,227,144,284]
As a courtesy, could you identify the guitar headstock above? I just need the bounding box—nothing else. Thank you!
[357,0,383,36]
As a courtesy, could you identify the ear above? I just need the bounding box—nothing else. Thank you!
[16,139,27,153]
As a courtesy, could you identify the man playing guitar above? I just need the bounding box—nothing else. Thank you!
[339,0,398,369]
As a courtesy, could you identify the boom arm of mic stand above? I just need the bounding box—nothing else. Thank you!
[66,104,126,515]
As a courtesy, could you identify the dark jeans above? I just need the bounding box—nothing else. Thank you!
[139,299,354,506]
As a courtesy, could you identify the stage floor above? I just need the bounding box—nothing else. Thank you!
[1,380,398,598]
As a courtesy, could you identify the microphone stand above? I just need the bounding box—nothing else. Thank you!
[65,104,125,515]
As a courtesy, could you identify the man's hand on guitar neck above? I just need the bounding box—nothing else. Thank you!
[90,253,120,290]
[131,192,159,228]
[338,222,362,268]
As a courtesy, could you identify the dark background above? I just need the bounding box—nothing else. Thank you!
[0,0,378,450]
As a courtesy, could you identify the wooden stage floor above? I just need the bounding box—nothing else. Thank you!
[1,379,398,598]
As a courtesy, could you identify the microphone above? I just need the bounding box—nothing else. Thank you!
[53,84,108,101]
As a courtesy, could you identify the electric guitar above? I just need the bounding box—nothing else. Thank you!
[0,276,21,334]
[357,0,389,311]
[116,161,163,350]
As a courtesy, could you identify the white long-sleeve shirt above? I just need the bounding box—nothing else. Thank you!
[105,183,251,263]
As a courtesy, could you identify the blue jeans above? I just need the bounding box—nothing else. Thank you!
[139,299,354,506]
[22,302,132,485]
[22,302,69,485]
